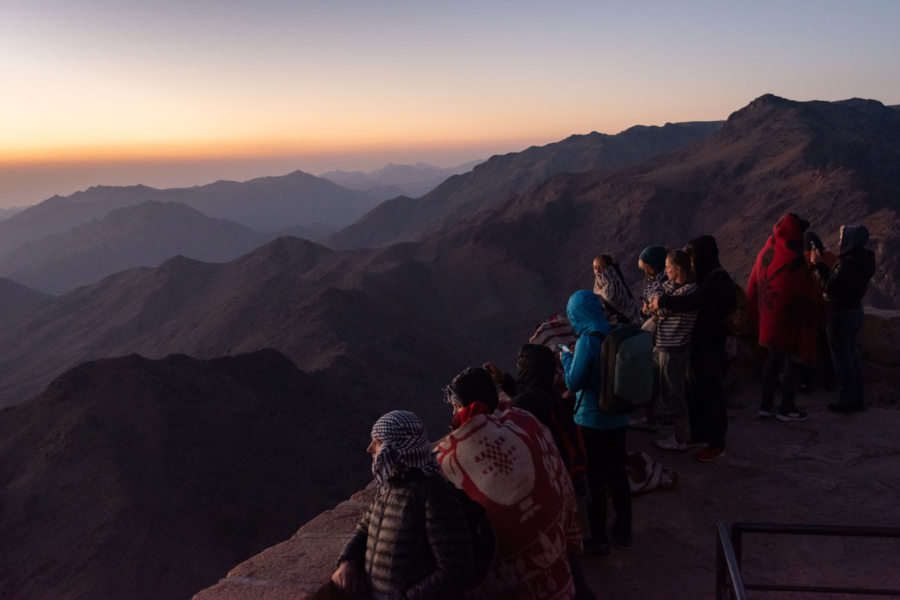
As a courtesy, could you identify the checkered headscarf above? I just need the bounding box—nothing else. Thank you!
[371,410,440,494]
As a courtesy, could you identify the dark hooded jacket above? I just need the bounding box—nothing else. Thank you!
[506,344,587,479]
[658,235,736,345]
[813,225,876,310]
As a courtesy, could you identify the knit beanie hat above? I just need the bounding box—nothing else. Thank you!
[638,246,667,273]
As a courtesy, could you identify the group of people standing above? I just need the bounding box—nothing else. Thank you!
[331,217,876,600]
[596,236,738,463]
[746,214,876,418]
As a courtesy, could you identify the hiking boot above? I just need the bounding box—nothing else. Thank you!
[656,413,677,426]
[696,446,725,462]
[654,435,686,451]
[757,409,776,419]
[776,411,808,422]
[827,403,865,414]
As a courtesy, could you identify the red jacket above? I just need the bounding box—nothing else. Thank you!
[746,214,820,365]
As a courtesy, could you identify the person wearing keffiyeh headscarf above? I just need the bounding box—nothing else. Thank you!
[370,410,442,494]
[333,410,474,600]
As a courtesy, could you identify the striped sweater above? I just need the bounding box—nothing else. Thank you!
[655,280,698,351]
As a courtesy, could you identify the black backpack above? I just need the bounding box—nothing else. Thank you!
[587,325,654,414]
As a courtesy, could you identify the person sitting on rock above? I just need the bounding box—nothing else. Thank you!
[811,224,877,413]
[332,410,474,600]
[436,367,582,600]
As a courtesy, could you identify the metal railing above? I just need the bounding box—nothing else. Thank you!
[715,521,900,599]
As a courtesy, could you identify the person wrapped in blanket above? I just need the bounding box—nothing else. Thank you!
[332,410,474,600]
[593,254,641,325]
[436,367,582,600]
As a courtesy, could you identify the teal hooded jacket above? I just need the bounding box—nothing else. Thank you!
[560,290,629,430]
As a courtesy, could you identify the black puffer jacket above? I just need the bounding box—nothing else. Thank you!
[813,225,877,310]
[338,468,473,600]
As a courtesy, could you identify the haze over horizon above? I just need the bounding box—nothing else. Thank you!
[2,0,899,208]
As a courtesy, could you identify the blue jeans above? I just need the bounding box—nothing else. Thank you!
[760,348,798,414]
[826,308,865,408]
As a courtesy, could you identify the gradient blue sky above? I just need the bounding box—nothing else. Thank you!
[1,0,899,207]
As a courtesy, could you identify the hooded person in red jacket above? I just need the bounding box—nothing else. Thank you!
[746,213,820,421]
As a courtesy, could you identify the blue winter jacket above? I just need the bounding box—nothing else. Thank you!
[560,290,629,431]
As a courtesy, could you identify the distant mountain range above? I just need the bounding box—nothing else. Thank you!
[0,201,283,294]
[321,160,482,200]
[1,95,899,600]
[323,121,724,250]
[0,170,381,259]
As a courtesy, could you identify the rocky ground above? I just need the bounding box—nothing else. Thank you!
[583,383,900,599]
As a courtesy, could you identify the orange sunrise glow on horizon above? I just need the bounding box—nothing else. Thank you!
[2,0,899,208]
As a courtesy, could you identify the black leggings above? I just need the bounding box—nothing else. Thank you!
[579,425,631,543]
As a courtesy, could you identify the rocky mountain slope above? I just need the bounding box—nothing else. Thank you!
[0,349,378,600]
[323,121,723,250]
[0,277,50,327]
[0,96,897,414]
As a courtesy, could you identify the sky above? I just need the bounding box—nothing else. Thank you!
[1,0,899,208]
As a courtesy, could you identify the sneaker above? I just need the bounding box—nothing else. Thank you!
[827,402,865,414]
[696,446,725,462]
[654,435,686,451]
[776,411,808,422]
[614,531,632,549]
[656,413,677,426]
[584,539,611,557]
[757,409,776,418]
